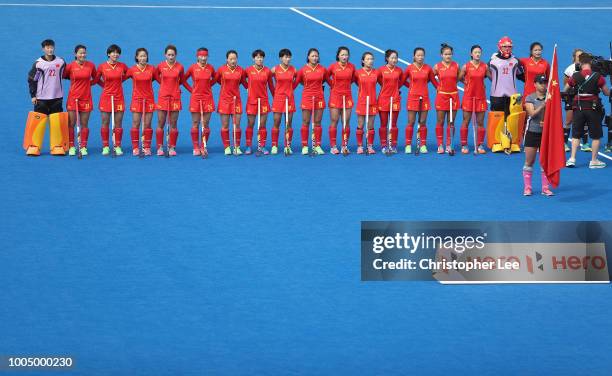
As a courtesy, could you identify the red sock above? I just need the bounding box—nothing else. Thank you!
[156,128,164,148]
[405,123,414,145]
[329,125,337,147]
[246,127,253,147]
[221,128,230,148]
[356,128,364,146]
[258,127,267,146]
[314,125,322,146]
[379,126,388,147]
[81,127,89,147]
[342,126,350,146]
[113,128,123,146]
[69,127,75,147]
[367,129,375,145]
[101,127,109,147]
[379,111,389,129]
[203,127,210,144]
[477,127,486,146]
[131,128,140,149]
[236,128,242,146]
[169,128,178,148]
[391,126,398,147]
[191,128,199,149]
[460,127,468,146]
[272,127,280,147]
[419,126,427,146]
[435,124,443,146]
[144,128,152,148]
[446,126,452,147]
[287,128,294,145]
[301,125,309,146]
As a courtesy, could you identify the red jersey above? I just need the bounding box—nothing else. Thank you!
[404,63,438,99]
[434,61,459,93]
[243,65,274,104]
[184,63,215,100]
[64,61,96,102]
[462,61,487,99]
[96,61,128,98]
[215,64,245,103]
[354,67,379,107]
[156,61,185,100]
[376,65,403,109]
[127,64,156,101]
[272,64,297,103]
[295,64,327,100]
[327,62,356,96]
[519,57,550,97]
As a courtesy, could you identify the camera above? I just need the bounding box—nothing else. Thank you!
[579,53,612,76]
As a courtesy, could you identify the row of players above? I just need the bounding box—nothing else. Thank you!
[25,38,610,159]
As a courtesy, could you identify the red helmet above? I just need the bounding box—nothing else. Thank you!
[497,36,513,58]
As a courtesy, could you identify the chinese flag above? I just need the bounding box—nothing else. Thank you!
[540,45,565,188]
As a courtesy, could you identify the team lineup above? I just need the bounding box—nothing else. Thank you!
[24,37,611,168]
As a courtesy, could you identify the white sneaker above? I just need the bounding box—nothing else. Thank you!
[565,158,576,168]
[589,160,606,169]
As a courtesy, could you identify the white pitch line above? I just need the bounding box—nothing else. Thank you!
[1,3,612,10]
[290,7,466,93]
[598,152,612,161]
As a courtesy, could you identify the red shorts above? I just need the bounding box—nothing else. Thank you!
[406,97,431,111]
[66,97,93,112]
[99,95,125,112]
[356,103,378,116]
[329,93,354,109]
[271,97,296,113]
[218,98,243,115]
[434,92,459,111]
[461,97,488,112]
[189,97,215,113]
[300,96,325,110]
[156,97,182,111]
[130,98,156,113]
[246,99,270,115]
[377,98,401,112]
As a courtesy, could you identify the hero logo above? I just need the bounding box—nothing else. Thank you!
[526,253,607,273]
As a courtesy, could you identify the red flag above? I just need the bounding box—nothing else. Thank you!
[540,45,565,188]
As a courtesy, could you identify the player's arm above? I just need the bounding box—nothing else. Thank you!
[241,69,248,90]
[182,66,193,93]
[267,70,275,97]
[27,62,39,102]
[458,64,466,83]
[294,68,302,89]
[428,68,439,89]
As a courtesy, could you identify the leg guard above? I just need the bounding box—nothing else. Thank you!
[49,112,69,155]
[23,111,48,156]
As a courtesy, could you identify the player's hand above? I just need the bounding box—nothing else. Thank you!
[31,97,37,105]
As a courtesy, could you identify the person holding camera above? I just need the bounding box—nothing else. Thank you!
[565,53,610,168]
[562,49,591,152]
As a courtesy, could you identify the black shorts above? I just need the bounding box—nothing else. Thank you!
[524,131,542,148]
[490,96,511,116]
[571,109,604,140]
[34,98,63,115]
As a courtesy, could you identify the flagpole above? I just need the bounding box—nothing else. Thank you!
[546,44,557,94]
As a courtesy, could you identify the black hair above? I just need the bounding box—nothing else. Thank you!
[134,47,149,63]
[74,44,86,54]
[384,49,398,63]
[440,43,453,54]
[107,44,121,56]
[336,46,350,62]
[413,47,425,56]
[164,44,177,55]
[41,39,55,48]
[529,42,543,56]
[306,48,319,63]
[197,47,208,53]
[470,45,482,54]
[252,49,265,58]
[361,51,374,67]
[278,48,292,58]
[226,49,238,58]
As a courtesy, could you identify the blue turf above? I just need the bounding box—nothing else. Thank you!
[1,1,612,375]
